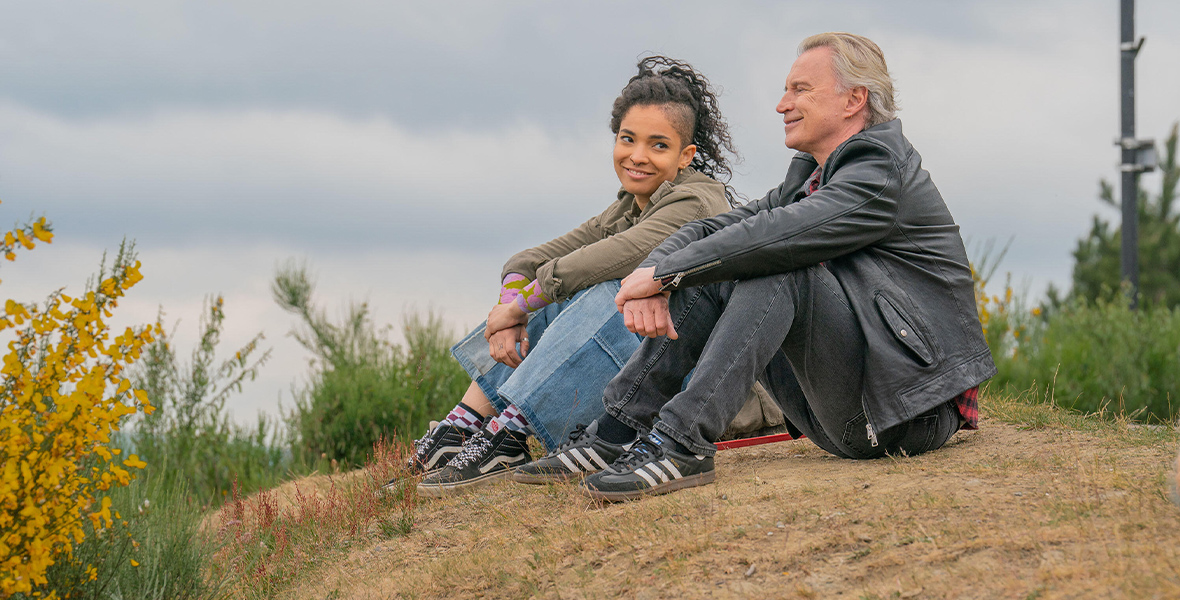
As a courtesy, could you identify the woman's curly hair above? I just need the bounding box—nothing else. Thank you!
[609,55,740,203]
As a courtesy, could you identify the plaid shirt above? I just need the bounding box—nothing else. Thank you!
[805,167,978,430]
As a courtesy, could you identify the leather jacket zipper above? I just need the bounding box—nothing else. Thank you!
[657,260,722,291]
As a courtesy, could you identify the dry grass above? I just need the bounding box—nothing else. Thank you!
[222,397,1180,599]
[206,439,417,598]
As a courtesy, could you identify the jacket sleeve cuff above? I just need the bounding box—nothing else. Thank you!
[501,251,542,282]
[653,253,725,290]
[657,273,680,292]
[534,260,568,303]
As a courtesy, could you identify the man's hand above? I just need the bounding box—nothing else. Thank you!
[485,302,528,338]
[622,295,678,339]
[616,266,663,312]
[488,324,529,368]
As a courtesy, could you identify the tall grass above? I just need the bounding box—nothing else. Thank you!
[988,295,1180,421]
[132,295,287,504]
[273,261,471,467]
[31,472,222,600]
[209,438,417,599]
[973,240,1180,422]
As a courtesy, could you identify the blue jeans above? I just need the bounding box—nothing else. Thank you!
[451,280,642,451]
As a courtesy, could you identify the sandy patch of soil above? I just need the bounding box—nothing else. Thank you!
[282,418,1180,599]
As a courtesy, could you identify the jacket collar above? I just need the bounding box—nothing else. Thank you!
[789,118,904,186]
[616,166,701,214]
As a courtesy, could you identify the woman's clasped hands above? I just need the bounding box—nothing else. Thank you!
[485,302,530,368]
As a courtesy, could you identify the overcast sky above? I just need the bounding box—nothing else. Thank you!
[2,0,1177,424]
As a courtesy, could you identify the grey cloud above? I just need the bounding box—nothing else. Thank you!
[1,0,1178,300]
[0,1,1075,125]
[4,0,1179,422]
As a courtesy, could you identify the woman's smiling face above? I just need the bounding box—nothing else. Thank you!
[613,104,696,209]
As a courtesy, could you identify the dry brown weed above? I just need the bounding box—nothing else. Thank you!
[260,413,1180,599]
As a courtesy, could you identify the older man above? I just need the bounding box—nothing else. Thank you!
[513,32,995,500]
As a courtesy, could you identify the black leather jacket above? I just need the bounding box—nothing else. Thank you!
[641,119,996,433]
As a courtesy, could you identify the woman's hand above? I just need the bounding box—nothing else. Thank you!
[485,301,528,338]
[616,266,663,312]
[622,294,677,339]
[488,324,529,368]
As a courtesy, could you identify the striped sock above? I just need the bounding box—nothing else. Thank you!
[441,402,484,434]
[488,404,530,435]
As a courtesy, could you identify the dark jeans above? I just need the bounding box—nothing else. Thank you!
[602,265,959,459]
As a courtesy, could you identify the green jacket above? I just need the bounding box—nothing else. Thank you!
[502,167,729,302]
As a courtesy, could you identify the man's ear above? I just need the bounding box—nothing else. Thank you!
[845,86,869,118]
[678,144,698,170]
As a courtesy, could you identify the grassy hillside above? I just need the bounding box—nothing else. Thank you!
[208,395,1180,599]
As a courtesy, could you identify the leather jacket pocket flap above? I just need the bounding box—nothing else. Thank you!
[874,294,934,366]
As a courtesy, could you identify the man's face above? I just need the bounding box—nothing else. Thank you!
[776,47,858,159]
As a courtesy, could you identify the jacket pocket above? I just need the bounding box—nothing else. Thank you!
[874,293,935,366]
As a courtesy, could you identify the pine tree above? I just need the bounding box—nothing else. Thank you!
[1069,122,1180,308]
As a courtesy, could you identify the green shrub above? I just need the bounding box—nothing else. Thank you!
[273,261,471,467]
[989,294,1180,422]
[30,472,222,600]
[132,295,286,504]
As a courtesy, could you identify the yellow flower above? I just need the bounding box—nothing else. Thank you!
[31,219,52,243]
[0,225,154,597]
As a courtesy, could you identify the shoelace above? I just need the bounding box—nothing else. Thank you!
[612,437,663,471]
[447,433,491,470]
[550,424,589,455]
[408,424,438,462]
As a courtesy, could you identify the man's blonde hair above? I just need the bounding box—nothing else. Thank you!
[799,32,897,128]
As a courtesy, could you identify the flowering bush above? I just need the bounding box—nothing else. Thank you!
[974,242,1179,422]
[0,217,157,598]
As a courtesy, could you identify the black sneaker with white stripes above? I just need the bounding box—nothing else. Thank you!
[417,423,531,497]
[404,421,471,476]
[580,431,715,502]
[511,421,631,484]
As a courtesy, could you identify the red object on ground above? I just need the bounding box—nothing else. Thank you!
[715,432,802,450]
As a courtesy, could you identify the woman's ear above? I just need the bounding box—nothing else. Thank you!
[678,144,697,170]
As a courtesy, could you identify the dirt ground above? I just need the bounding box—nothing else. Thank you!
[282,413,1180,600]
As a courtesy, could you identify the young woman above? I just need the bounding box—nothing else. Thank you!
[398,56,738,496]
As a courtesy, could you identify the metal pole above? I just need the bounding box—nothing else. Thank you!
[1120,0,1139,307]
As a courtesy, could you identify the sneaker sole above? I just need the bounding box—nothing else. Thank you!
[580,470,716,502]
[510,469,586,485]
[417,468,517,498]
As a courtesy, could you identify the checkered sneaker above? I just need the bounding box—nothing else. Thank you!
[580,431,715,502]
[394,421,471,482]
[511,421,631,484]
[417,423,531,498]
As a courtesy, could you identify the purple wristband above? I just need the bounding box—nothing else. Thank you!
[500,273,529,304]
[514,279,554,313]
